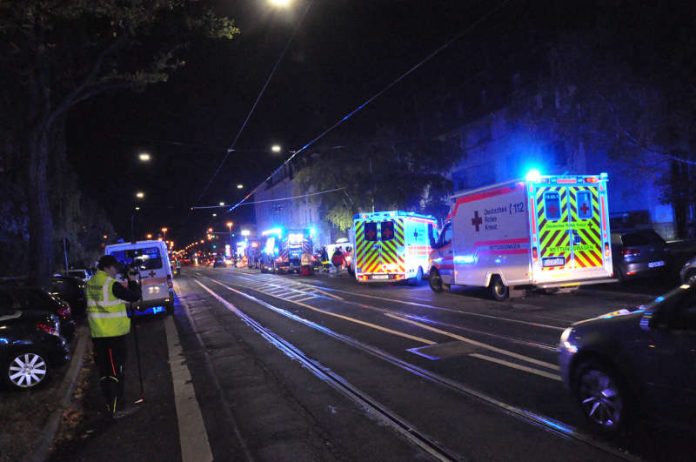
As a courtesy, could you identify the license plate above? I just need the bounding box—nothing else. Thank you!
[542,257,566,267]
[648,260,665,268]
[372,274,389,280]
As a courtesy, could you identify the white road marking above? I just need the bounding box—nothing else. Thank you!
[387,313,561,371]
[164,316,213,462]
[469,353,562,381]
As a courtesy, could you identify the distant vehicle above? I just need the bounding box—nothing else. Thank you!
[213,256,226,268]
[0,295,69,390]
[105,240,175,315]
[559,281,696,434]
[63,269,91,280]
[611,229,669,281]
[350,211,437,283]
[259,228,314,274]
[50,275,87,318]
[681,256,696,282]
[430,172,614,300]
[0,288,75,341]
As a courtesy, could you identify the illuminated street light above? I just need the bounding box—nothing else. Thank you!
[269,0,292,6]
[212,213,217,217]
[135,191,145,199]
[138,152,151,162]
[207,228,213,233]
[146,233,153,239]
[134,206,141,211]
[236,184,244,190]
[226,221,234,230]
[271,144,282,153]
[200,240,205,244]
[219,201,225,206]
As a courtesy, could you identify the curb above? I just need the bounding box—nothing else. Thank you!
[25,325,89,462]
[576,288,655,302]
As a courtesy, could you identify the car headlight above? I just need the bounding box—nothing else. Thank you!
[560,327,578,353]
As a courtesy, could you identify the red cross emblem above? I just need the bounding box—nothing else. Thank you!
[382,227,393,239]
[580,203,590,215]
[471,211,483,232]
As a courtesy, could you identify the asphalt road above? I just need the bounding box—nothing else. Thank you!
[55,266,694,462]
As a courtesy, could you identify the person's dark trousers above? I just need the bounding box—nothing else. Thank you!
[92,335,128,415]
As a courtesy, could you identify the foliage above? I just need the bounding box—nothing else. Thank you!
[0,0,238,283]
[295,128,457,231]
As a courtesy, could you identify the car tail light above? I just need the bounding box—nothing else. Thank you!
[604,243,611,257]
[37,321,59,336]
[166,275,173,289]
[532,247,538,261]
[623,247,640,257]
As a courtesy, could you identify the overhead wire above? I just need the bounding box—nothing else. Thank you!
[193,0,314,207]
[191,187,345,209]
[226,0,512,213]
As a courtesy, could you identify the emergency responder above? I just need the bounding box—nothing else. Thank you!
[85,255,142,419]
[331,247,345,273]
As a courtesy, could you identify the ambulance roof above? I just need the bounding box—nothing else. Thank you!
[450,173,607,199]
[353,210,436,221]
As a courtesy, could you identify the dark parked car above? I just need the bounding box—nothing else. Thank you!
[50,275,86,318]
[559,281,696,434]
[213,256,227,268]
[611,229,669,281]
[0,288,76,341]
[0,294,70,390]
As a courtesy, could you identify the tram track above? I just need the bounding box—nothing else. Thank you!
[194,279,464,462]
[202,274,639,462]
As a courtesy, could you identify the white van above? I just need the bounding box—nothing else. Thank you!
[104,240,175,314]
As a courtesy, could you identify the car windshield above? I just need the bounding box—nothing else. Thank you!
[622,230,665,247]
[642,282,696,312]
[109,247,163,270]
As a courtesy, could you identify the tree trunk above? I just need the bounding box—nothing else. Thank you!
[27,128,54,287]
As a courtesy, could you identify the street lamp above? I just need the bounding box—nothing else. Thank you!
[161,227,168,241]
[236,184,244,190]
[135,191,145,199]
[138,152,151,162]
[271,144,282,153]
[212,213,217,217]
[269,0,292,6]
[207,228,213,233]
[219,201,225,206]
[146,233,153,239]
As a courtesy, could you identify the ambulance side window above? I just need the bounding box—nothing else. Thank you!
[544,192,561,221]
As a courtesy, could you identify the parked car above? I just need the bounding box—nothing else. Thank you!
[680,256,696,283]
[213,256,227,268]
[50,275,87,318]
[611,229,669,281]
[63,269,92,280]
[0,288,76,341]
[559,281,696,434]
[0,293,70,390]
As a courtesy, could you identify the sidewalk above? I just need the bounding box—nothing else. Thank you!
[49,315,179,462]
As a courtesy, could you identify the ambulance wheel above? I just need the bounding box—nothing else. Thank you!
[489,275,509,301]
[429,269,445,292]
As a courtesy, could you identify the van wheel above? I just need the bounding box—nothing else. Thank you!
[489,275,509,301]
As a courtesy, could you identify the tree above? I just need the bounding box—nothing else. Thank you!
[295,127,457,231]
[0,1,238,284]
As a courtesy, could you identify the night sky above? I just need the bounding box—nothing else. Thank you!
[65,0,585,247]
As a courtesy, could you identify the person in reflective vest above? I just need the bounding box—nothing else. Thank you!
[85,255,141,419]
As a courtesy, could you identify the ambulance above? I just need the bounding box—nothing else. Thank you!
[351,211,437,283]
[259,227,314,274]
[429,172,614,299]
[104,240,175,314]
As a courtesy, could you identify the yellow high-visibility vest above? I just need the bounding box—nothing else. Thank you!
[85,270,130,338]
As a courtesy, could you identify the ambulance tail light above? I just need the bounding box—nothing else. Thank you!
[532,247,538,261]
[584,177,599,183]
[604,243,611,257]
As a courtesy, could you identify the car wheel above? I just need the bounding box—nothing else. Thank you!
[573,359,630,434]
[4,351,49,390]
[489,275,509,301]
[684,269,696,283]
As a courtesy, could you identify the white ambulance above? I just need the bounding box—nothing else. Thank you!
[429,172,614,299]
[351,211,438,283]
[104,240,175,314]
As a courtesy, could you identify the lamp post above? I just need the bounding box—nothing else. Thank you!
[161,227,168,241]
